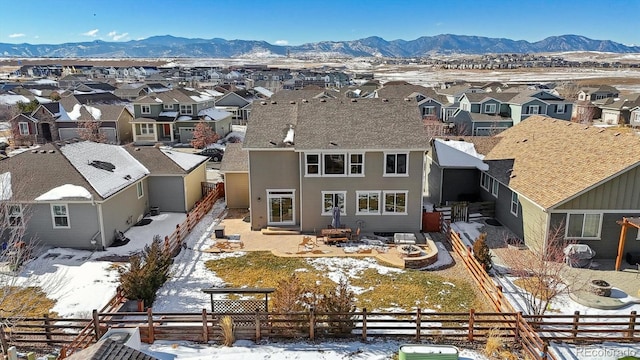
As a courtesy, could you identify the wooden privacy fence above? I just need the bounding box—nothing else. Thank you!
[58,183,225,359]
[446,229,556,360]
[5,309,636,355]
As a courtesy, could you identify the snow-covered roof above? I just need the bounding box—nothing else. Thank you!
[159,111,178,117]
[160,148,208,171]
[35,184,92,201]
[35,96,52,104]
[0,172,12,201]
[0,94,30,105]
[198,107,231,121]
[203,89,224,97]
[434,139,488,171]
[253,86,274,98]
[177,115,193,121]
[60,142,149,198]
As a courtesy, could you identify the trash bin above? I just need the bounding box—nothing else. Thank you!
[214,225,225,239]
[150,206,160,216]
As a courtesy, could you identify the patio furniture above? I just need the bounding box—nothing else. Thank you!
[322,228,351,244]
[298,236,315,252]
[394,233,417,245]
[315,231,325,245]
[563,244,596,268]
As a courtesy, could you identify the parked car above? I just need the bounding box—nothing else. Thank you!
[198,147,224,162]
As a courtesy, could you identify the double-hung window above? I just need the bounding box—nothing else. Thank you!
[566,213,601,239]
[18,122,29,135]
[6,204,23,228]
[356,191,380,215]
[491,178,499,197]
[163,104,174,110]
[137,123,155,135]
[141,105,151,114]
[484,103,496,113]
[423,106,435,116]
[384,153,408,176]
[349,154,364,175]
[556,104,565,114]
[180,104,193,115]
[527,105,540,114]
[510,192,519,216]
[51,204,70,228]
[480,173,490,190]
[306,154,320,175]
[136,182,144,199]
[383,191,407,214]
[322,191,346,215]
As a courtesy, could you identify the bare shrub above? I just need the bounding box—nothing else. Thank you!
[220,316,234,346]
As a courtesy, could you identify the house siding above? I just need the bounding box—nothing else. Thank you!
[520,99,547,121]
[549,212,640,259]
[134,104,163,118]
[555,165,640,210]
[298,151,423,233]
[248,150,300,230]
[441,169,480,203]
[419,99,442,120]
[550,103,572,121]
[184,163,206,211]
[519,196,548,252]
[425,154,442,204]
[147,176,185,212]
[100,180,148,247]
[20,203,100,249]
[225,173,250,208]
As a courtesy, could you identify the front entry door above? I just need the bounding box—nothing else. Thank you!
[41,123,52,142]
[267,190,295,225]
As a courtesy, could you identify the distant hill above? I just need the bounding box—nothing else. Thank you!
[1,34,638,58]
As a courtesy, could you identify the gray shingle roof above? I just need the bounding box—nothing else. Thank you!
[220,143,248,172]
[126,145,206,174]
[244,98,426,151]
[375,84,436,100]
[66,338,158,360]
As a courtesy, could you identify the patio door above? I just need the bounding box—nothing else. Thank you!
[267,190,295,225]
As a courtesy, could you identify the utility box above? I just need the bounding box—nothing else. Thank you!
[214,225,225,239]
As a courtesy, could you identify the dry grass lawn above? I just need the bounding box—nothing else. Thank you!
[205,251,490,312]
[0,286,57,318]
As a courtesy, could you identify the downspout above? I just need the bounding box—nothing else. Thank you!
[298,152,303,232]
[96,202,106,250]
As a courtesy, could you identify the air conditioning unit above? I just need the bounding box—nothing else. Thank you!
[100,327,142,350]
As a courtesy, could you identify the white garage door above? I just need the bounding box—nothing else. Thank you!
[59,128,80,140]
[179,127,194,143]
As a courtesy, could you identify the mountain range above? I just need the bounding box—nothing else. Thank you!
[1,34,639,58]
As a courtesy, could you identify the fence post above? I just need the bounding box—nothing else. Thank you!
[164,236,170,254]
[255,310,261,342]
[468,309,475,342]
[309,309,315,341]
[496,285,503,312]
[92,309,101,340]
[514,312,521,342]
[186,213,192,232]
[361,308,367,342]
[415,308,421,342]
[43,314,52,346]
[176,224,182,248]
[202,309,209,343]
[147,308,155,343]
[0,325,9,356]
[571,311,580,340]
[628,311,637,339]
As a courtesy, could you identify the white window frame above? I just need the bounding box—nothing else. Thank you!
[6,204,24,228]
[527,105,540,114]
[382,191,408,215]
[163,104,174,110]
[321,191,346,216]
[384,153,409,177]
[480,172,490,191]
[141,105,151,114]
[51,204,70,229]
[556,104,565,114]
[136,181,144,199]
[356,191,381,215]
[484,103,496,113]
[510,192,519,216]
[565,212,602,240]
[349,153,364,176]
[18,122,30,135]
[323,153,346,176]
[632,112,640,123]
[491,178,499,198]
[305,153,320,176]
[423,106,435,116]
[179,104,193,115]
[266,189,296,226]
[137,123,155,135]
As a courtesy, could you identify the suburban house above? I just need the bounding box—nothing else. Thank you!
[630,105,640,128]
[219,143,249,209]
[595,95,640,125]
[0,141,149,249]
[213,91,253,125]
[0,141,208,249]
[572,85,620,122]
[427,115,640,259]
[131,88,231,145]
[453,92,518,135]
[125,145,208,212]
[242,98,429,233]
[506,90,573,123]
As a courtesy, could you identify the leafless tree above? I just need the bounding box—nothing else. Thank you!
[77,120,107,143]
[497,222,587,317]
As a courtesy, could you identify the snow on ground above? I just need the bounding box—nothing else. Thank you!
[142,339,488,360]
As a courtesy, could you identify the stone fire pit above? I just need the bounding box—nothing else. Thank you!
[397,244,422,257]
[589,279,612,297]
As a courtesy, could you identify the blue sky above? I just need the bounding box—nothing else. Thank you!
[1,0,638,46]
